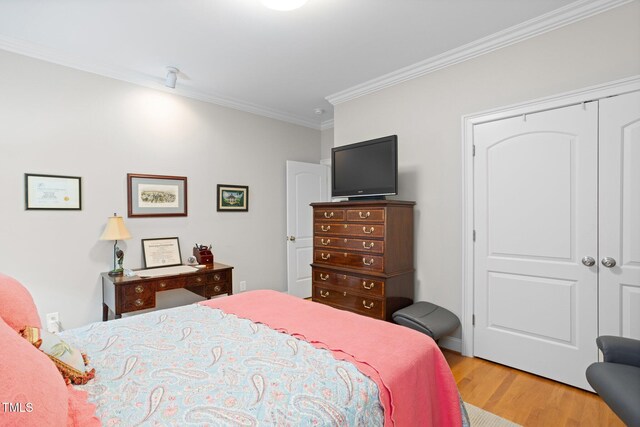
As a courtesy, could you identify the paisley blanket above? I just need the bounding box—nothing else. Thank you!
[60,303,384,426]
[202,290,464,426]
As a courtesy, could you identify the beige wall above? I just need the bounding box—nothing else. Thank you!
[320,127,334,161]
[333,3,640,339]
[0,50,320,329]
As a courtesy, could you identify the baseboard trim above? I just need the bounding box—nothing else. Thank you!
[438,336,462,353]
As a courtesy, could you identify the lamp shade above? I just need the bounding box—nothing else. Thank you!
[99,215,131,241]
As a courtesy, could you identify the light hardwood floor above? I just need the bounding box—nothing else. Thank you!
[442,350,624,426]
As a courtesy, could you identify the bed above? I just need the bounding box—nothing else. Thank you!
[0,274,467,426]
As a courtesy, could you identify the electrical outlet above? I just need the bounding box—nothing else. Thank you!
[239,281,247,292]
[46,312,60,333]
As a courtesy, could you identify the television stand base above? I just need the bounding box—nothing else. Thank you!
[348,196,387,201]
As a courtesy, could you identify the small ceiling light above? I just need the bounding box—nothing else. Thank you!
[261,0,308,11]
[314,108,325,115]
[165,66,179,88]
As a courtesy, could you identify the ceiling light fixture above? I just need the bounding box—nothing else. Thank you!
[261,0,308,11]
[165,66,179,88]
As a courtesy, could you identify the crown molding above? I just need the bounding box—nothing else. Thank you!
[320,118,334,130]
[0,34,322,130]
[326,0,632,105]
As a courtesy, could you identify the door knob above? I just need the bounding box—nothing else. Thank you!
[581,256,596,267]
[601,257,616,268]
[286,236,296,242]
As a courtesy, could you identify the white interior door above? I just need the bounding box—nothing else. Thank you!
[599,90,640,339]
[286,161,328,298]
[473,102,598,390]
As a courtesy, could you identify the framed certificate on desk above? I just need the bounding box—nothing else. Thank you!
[142,237,182,268]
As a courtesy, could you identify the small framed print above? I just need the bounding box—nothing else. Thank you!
[25,174,82,210]
[217,184,249,212]
[141,237,182,268]
[127,173,187,218]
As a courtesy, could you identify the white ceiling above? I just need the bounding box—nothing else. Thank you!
[0,0,615,129]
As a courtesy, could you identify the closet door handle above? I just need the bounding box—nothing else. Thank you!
[601,257,616,268]
[581,256,595,267]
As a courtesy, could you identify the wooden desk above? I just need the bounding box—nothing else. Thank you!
[101,262,233,321]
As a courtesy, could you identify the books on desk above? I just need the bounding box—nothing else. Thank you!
[137,265,198,278]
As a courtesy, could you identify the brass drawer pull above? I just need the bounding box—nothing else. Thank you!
[135,285,144,294]
[321,238,330,246]
[320,290,329,298]
[321,225,331,232]
[362,258,374,266]
[159,282,167,288]
[362,300,374,310]
[362,281,375,290]
[195,277,202,283]
[134,299,144,307]
[213,274,221,281]
[359,211,370,219]
[213,285,222,293]
[362,242,374,249]
[319,273,329,281]
[363,226,374,234]
[321,253,331,260]
[324,212,334,218]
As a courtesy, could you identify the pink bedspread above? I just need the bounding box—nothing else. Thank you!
[201,290,462,426]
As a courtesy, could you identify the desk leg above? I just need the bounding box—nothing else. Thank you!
[102,303,109,321]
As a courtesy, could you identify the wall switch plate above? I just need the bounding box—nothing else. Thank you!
[46,312,60,333]
[239,281,247,292]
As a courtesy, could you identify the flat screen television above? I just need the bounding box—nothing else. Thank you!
[331,135,398,199]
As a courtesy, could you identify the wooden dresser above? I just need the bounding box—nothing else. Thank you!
[310,200,415,320]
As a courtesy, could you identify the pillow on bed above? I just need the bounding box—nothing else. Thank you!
[0,273,42,332]
[0,314,68,426]
[21,326,95,385]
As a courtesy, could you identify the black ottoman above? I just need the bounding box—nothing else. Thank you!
[392,302,460,341]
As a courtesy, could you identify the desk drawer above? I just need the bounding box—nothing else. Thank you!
[156,277,186,291]
[204,271,229,285]
[122,283,155,311]
[206,282,229,298]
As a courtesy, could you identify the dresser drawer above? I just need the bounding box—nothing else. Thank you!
[156,277,186,291]
[314,223,384,238]
[346,208,385,222]
[313,285,384,319]
[314,250,384,272]
[122,283,155,311]
[314,236,384,254]
[313,268,385,297]
[314,208,345,222]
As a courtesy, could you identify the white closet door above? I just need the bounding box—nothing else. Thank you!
[599,90,640,339]
[473,102,598,390]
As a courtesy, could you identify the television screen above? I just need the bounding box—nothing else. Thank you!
[331,135,398,199]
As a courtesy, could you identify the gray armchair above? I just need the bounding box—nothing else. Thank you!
[586,336,640,426]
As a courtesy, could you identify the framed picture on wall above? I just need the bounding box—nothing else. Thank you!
[217,184,249,212]
[127,173,188,217]
[25,173,82,210]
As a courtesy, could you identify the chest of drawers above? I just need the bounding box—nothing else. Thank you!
[310,200,415,320]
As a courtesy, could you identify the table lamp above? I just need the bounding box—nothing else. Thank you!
[99,213,132,276]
